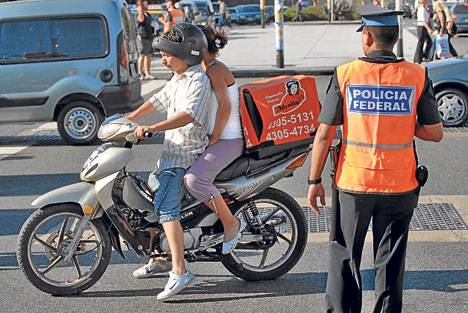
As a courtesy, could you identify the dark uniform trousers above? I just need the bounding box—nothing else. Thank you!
[325,187,419,313]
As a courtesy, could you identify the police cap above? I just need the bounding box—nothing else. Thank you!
[356,6,404,32]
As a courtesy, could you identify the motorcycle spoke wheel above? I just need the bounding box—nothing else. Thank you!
[231,199,298,273]
[27,212,104,288]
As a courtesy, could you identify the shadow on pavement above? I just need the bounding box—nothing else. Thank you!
[0,171,152,198]
[69,269,468,301]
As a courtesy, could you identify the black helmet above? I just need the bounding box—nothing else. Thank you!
[153,23,208,66]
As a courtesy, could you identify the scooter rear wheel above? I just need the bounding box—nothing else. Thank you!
[221,187,307,281]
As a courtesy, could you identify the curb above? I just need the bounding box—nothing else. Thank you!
[284,20,361,26]
[152,67,335,80]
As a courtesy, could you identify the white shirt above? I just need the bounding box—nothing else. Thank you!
[208,83,243,140]
[417,5,429,26]
[149,65,212,170]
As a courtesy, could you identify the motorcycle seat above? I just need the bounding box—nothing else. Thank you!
[215,145,310,182]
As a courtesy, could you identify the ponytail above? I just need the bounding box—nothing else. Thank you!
[197,25,228,54]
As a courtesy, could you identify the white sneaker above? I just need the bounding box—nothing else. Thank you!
[157,271,195,301]
[132,258,172,279]
[222,218,247,255]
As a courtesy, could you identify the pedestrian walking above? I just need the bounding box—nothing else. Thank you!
[217,0,227,30]
[433,0,458,58]
[136,0,155,80]
[294,0,303,22]
[307,6,443,313]
[413,0,433,63]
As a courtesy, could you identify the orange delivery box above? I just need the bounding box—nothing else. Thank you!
[239,75,321,159]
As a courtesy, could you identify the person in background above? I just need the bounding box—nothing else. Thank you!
[294,0,303,22]
[136,0,155,80]
[160,0,184,33]
[413,0,433,63]
[433,0,458,57]
[217,0,227,30]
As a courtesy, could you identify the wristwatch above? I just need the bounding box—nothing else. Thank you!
[308,177,322,185]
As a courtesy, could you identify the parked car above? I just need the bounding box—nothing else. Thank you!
[450,2,468,33]
[0,0,142,145]
[231,4,262,25]
[402,2,413,18]
[228,6,241,24]
[426,56,468,127]
[265,5,275,22]
[181,0,215,28]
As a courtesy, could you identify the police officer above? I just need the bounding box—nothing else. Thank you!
[307,6,443,313]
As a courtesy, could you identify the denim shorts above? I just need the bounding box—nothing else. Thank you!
[149,167,186,224]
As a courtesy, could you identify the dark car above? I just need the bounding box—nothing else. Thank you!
[402,2,413,18]
[233,4,261,24]
[426,56,468,127]
[265,5,274,22]
[451,3,468,33]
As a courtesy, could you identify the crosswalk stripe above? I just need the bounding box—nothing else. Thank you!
[0,146,30,160]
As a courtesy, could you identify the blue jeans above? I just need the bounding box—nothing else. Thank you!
[149,167,186,224]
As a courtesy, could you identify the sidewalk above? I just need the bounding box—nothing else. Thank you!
[150,23,419,79]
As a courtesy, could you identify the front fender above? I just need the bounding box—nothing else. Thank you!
[31,182,97,210]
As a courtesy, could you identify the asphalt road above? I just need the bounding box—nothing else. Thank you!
[1,77,467,312]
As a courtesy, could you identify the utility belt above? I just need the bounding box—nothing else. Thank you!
[329,139,429,188]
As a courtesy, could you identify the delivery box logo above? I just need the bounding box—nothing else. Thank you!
[272,80,307,116]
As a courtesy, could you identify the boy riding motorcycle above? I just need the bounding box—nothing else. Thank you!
[126,23,211,300]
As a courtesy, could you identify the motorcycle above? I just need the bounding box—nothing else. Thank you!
[17,114,310,296]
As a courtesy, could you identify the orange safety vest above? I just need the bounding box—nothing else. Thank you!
[335,59,426,194]
[163,8,184,33]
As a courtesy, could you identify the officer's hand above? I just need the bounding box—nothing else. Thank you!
[307,183,326,215]
[134,126,150,140]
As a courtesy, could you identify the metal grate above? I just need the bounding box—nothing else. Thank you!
[301,203,467,233]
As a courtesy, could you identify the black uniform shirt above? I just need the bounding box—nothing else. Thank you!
[319,50,442,126]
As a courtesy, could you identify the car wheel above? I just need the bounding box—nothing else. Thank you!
[436,88,468,127]
[57,101,104,145]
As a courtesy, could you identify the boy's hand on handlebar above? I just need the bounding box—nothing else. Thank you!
[307,183,326,215]
[134,126,151,140]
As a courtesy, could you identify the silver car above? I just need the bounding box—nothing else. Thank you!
[0,0,143,145]
[426,55,468,127]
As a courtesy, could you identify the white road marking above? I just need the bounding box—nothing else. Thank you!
[0,122,54,161]
[0,146,30,160]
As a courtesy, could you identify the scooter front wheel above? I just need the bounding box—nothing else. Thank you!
[17,203,112,295]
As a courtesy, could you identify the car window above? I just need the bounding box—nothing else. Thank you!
[0,16,108,64]
[50,17,108,58]
[239,6,260,13]
[0,19,51,61]
[194,2,209,14]
[454,4,468,15]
